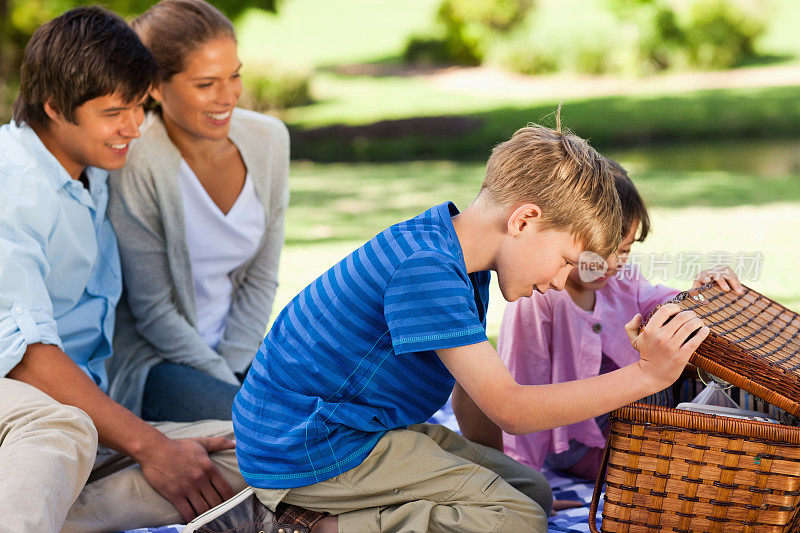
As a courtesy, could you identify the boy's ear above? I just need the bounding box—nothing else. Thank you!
[507,203,543,236]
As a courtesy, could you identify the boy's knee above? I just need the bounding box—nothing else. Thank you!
[466,470,549,532]
[499,499,548,533]
[519,469,553,516]
[483,455,552,516]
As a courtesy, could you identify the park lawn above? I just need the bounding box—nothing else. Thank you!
[233,0,800,162]
[273,160,800,338]
[283,156,800,245]
[286,84,800,161]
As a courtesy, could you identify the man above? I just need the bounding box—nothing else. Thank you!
[0,7,245,532]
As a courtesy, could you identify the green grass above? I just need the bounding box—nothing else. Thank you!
[274,160,800,336]
[284,155,800,245]
[286,84,800,161]
[627,171,800,209]
[637,204,800,311]
[231,0,800,162]
[284,71,494,128]
[284,69,800,133]
[284,160,484,245]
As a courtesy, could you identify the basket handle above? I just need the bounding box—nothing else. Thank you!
[588,438,612,533]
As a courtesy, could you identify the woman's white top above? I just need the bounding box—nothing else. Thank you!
[178,158,266,349]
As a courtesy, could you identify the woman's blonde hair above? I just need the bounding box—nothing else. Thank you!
[479,113,622,258]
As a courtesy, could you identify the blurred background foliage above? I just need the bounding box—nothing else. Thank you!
[0,0,318,116]
[404,0,535,65]
[405,0,767,74]
[0,0,277,77]
[1,0,799,327]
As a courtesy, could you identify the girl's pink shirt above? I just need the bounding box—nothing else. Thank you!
[497,266,678,470]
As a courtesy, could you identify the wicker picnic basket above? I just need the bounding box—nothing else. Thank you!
[590,283,800,532]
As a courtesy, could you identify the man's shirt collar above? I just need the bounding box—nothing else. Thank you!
[11,120,109,208]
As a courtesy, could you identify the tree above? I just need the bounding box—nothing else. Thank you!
[0,0,280,80]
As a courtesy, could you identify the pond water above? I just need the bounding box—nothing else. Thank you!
[612,138,800,175]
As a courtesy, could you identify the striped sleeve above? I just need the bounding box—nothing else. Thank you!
[384,251,487,355]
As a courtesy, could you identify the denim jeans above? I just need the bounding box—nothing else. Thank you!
[141,362,242,422]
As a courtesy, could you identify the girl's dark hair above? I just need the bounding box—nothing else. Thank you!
[607,158,651,242]
[12,6,159,128]
[131,0,236,81]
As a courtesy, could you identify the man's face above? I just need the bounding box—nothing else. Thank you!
[44,92,145,179]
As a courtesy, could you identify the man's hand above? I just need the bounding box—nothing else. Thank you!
[625,303,709,393]
[10,344,238,522]
[136,435,236,521]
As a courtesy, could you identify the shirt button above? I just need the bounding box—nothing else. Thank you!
[13,306,23,314]
[592,323,602,333]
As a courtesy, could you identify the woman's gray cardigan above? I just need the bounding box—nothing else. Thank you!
[106,108,289,415]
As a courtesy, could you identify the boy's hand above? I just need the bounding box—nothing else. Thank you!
[137,435,236,521]
[693,265,743,294]
[625,303,709,392]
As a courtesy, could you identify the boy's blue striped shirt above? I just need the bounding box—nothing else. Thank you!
[232,202,490,488]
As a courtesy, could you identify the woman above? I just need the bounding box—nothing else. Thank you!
[107,0,289,422]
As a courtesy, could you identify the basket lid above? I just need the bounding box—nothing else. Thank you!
[647,283,800,417]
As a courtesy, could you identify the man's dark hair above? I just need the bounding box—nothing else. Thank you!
[12,5,160,128]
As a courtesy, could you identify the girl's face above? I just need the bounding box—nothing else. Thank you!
[152,36,243,142]
[568,219,639,291]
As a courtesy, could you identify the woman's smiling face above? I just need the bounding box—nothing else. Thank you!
[153,36,243,142]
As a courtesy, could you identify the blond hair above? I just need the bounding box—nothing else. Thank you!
[479,116,621,258]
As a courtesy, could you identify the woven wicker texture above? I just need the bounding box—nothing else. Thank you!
[651,283,800,417]
[591,403,800,532]
[591,285,800,531]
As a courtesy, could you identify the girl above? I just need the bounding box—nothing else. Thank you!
[107,0,289,422]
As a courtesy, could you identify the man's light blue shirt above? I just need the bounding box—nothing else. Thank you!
[0,121,121,390]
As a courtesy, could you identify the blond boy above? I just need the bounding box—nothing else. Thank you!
[201,123,708,533]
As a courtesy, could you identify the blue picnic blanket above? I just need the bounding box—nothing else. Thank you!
[545,467,603,532]
[125,399,603,532]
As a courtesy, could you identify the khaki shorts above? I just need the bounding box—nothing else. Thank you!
[254,423,551,533]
